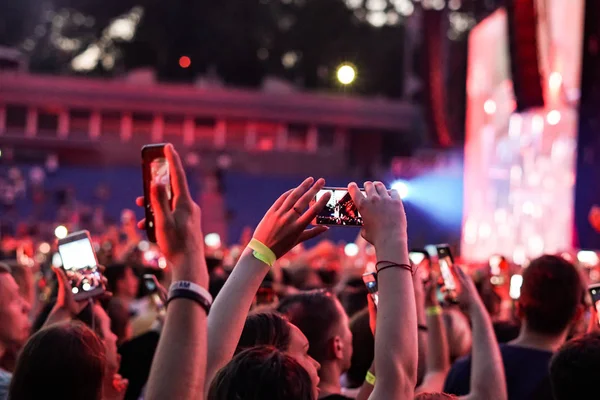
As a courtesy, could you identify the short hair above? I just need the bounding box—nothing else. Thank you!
[519,255,583,335]
[9,322,106,400]
[345,308,374,388]
[103,263,130,293]
[550,332,600,400]
[106,298,130,343]
[277,290,342,364]
[208,346,313,400]
[236,312,291,355]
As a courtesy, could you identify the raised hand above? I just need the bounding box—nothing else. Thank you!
[453,265,480,311]
[252,177,331,258]
[348,181,407,247]
[136,144,206,284]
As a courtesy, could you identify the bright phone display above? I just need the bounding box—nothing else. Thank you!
[142,144,172,243]
[436,244,459,304]
[314,187,363,226]
[58,230,105,301]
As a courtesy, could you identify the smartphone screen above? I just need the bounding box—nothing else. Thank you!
[489,255,502,276]
[314,187,363,226]
[58,230,104,300]
[589,284,600,325]
[362,272,379,307]
[142,144,172,242]
[436,244,459,303]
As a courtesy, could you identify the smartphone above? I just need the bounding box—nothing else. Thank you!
[362,272,379,307]
[142,144,172,243]
[314,187,363,226]
[510,274,523,300]
[144,274,165,312]
[410,249,430,281]
[589,284,600,325]
[57,230,105,301]
[436,244,459,304]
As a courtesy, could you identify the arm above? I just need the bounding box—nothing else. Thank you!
[141,144,210,400]
[414,273,428,385]
[205,177,330,389]
[415,278,450,394]
[456,267,507,400]
[349,181,418,400]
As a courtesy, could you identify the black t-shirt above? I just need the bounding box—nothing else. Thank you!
[118,331,160,400]
[443,344,554,400]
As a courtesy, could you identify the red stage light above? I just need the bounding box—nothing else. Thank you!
[179,56,191,69]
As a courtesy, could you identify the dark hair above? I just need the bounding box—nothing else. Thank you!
[236,312,291,354]
[519,255,583,335]
[277,290,342,364]
[9,322,106,400]
[208,346,313,400]
[550,332,600,400]
[107,298,130,343]
[345,308,374,388]
[104,263,130,293]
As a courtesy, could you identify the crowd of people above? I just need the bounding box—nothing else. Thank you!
[0,143,598,400]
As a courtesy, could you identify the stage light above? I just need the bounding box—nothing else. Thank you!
[336,64,356,85]
[179,56,191,69]
[484,99,496,115]
[39,242,51,254]
[547,110,561,125]
[344,243,359,257]
[205,233,221,248]
[54,225,68,239]
[578,250,599,267]
[391,181,409,199]
[509,275,523,299]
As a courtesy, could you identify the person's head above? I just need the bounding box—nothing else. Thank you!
[277,290,353,373]
[518,255,584,336]
[9,322,106,400]
[550,332,600,400]
[0,263,31,353]
[237,312,320,394]
[443,308,472,363]
[106,298,132,345]
[104,264,139,298]
[208,346,315,400]
[346,308,374,388]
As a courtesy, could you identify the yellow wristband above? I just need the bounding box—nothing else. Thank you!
[248,238,276,267]
[365,371,376,386]
[426,305,443,317]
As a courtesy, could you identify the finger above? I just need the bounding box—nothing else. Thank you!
[374,181,388,197]
[150,182,172,229]
[97,265,106,273]
[293,178,326,212]
[52,266,69,291]
[297,190,331,227]
[390,189,401,200]
[270,189,294,212]
[364,181,377,198]
[137,219,146,230]
[165,143,192,204]
[297,226,329,243]
[136,196,145,207]
[348,183,365,210]
[281,177,315,211]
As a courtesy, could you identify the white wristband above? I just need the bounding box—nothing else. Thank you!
[169,281,213,305]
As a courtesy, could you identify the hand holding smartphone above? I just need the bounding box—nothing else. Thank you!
[57,230,105,301]
[435,244,460,304]
[313,187,364,226]
[142,144,173,242]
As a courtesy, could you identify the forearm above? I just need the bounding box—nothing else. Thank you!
[415,289,427,384]
[372,239,417,398]
[43,307,72,328]
[415,309,449,394]
[145,300,207,400]
[466,301,507,400]
[206,249,270,385]
[355,364,375,400]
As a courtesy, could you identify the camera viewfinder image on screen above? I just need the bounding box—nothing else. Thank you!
[315,188,363,226]
[58,233,103,300]
[150,157,172,200]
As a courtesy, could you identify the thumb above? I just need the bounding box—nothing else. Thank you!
[52,266,70,304]
[150,183,171,228]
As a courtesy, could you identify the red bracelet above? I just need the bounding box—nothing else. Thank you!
[376,261,414,275]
